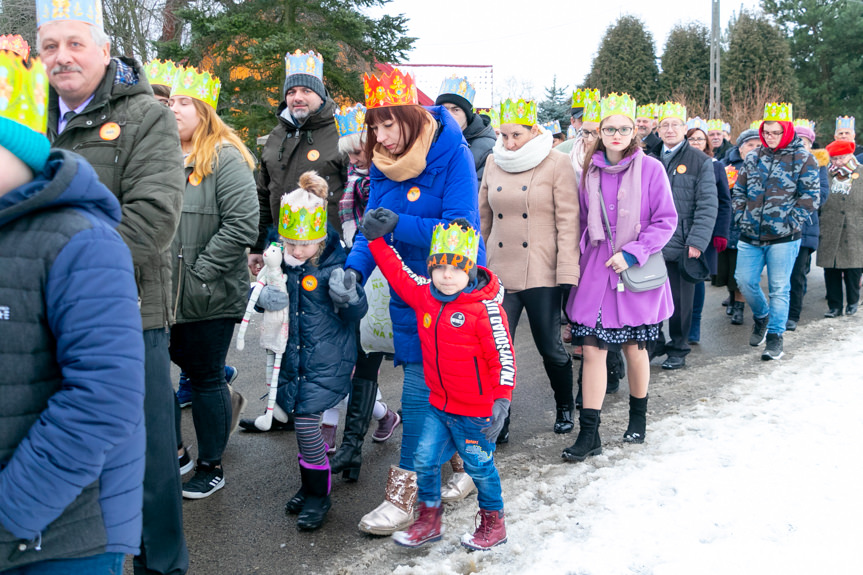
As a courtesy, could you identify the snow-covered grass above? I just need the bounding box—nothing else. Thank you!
[381,325,863,575]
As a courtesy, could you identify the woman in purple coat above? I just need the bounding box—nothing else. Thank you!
[562,93,677,462]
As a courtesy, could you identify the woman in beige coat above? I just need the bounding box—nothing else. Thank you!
[479,99,580,439]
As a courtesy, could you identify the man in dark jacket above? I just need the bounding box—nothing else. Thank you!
[0,49,145,573]
[650,102,718,370]
[38,11,188,575]
[708,119,733,161]
[250,49,348,275]
[636,104,662,157]
[732,105,819,360]
[435,76,496,183]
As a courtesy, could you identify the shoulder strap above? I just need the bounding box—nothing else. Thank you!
[598,180,615,254]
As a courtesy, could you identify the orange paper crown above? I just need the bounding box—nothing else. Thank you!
[0,35,30,59]
[363,68,418,108]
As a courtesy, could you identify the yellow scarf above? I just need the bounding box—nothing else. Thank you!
[372,114,436,182]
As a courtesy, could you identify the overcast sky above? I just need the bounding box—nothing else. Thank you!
[369,0,763,101]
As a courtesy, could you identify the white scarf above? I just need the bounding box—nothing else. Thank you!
[492,129,554,174]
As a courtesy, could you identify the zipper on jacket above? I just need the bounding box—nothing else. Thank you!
[434,302,448,409]
[173,246,184,318]
[473,357,483,396]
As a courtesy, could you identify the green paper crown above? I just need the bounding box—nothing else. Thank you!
[145,59,179,88]
[278,204,327,243]
[572,88,600,108]
[0,51,48,135]
[427,222,479,272]
[763,102,792,122]
[750,120,762,130]
[600,92,636,121]
[707,119,724,132]
[635,104,656,119]
[658,101,686,123]
[500,98,537,126]
[793,119,813,130]
[171,66,221,110]
[583,100,601,124]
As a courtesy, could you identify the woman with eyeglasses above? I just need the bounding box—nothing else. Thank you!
[479,98,580,439]
[684,118,732,344]
[562,93,677,462]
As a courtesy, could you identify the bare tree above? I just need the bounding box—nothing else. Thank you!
[0,0,38,48]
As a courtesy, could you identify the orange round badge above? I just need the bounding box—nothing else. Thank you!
[407,187,421,202]
[188,173,202,186]
[422,313,432,328]
[302,275,318,291]
[676,165,687,174]
[307,149,320,161]
[100,122,121,141]
[853,173,860,180]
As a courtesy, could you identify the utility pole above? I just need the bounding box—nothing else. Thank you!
[709,0,721,119]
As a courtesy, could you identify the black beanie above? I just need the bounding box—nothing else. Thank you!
[435,93,473,121]
[284,73,327,102]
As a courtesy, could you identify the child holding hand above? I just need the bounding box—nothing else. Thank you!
[360,208,516,551]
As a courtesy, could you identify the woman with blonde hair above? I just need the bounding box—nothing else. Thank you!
[167,67,259,499]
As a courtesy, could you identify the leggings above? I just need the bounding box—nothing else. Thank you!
[295,413,327,466]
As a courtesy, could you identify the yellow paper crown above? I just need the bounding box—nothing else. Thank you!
[793,119,813,130]
[763,102,792,122]
[572,88,600,109]
[278,202,327,243]
[706,119,724,132]
[658,101,686,123]
[427,222,479,273]
[750,120,762,130]
[0,50,48,135]
[0,35,30,59]
[170,66,220,110]
[600,93,637,121]
[583,100,601,124]
[145,59,179,88]
[500,98,537,126]
[476,108,500,128]
[635,104,655,119]
[363,68,418,108]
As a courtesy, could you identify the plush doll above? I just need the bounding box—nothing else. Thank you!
[237,242,289,430]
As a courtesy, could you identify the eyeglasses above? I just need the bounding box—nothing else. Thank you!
[601,126,634,136]
[659,122,685,131]
[762,129,784,137]
[688,137,706,143]
[582,130,599,139]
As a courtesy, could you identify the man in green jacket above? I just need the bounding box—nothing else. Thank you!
[37,6,188,574]
[249,49,348,276]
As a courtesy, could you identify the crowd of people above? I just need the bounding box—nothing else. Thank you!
[2,2,863,572]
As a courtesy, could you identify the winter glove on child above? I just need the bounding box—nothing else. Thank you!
[360,208,399,241]
[329,267,360,309]
[481,398,511,443]
[713,236,728,253]
[256,285,289,311]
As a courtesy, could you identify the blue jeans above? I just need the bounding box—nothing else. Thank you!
[414,407,503,511]
[398,362,429,471]
[735,239,801,335]
[3,552,124,574]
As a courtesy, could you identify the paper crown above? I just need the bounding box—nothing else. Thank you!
[572,88,600,109]
[750,120,762,130]
[36,0,104,28]
[583,99,601,124]
[500,98,537,126]
[542,120,562,134]
[658,101,686,123]
[793,118,813,130]
[835,116,855,132]
[170,66,220,110]
[635,103,655,119]
[144,59,179,88]
[363,68,418,108]
[334,103,366,138]
[763,102,792,122]
[567,125,577,138]
[476,108,500,128]
[706,119,724,132]
[278,202,327,243]
[0,35,30,59]
[0,50,48,135]
[686,117,709,134]
[600,93,636,121]
[285,49,323,81]
[427,221,479,273]
[438,75,476,106]
[722,122,731,133]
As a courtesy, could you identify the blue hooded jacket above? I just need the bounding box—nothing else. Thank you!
[345,106,486,365]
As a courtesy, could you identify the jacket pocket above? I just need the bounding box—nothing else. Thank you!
[474,357,483,395]
[180,265,226,320]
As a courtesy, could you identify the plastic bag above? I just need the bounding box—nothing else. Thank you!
[359,267,394,354]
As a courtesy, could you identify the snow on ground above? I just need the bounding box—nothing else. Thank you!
[384,325,863,575]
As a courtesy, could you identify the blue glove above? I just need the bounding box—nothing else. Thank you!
[481,398,511,443]
[329,267,359,309]
[360,208,399,241]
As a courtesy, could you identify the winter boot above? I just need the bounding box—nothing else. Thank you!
[623,395,648,444]
[296,457,332,531]
[460,509,507,551]
[391,503,443,548]
[372,405,401,442]
[320,424,337,455]
[358,465,418,535]
[285,454,306,514]
[554,405,575,434]
[606,350,625,394]
[330,378,378,481]
[575,362,583,409]
[441,453,476,503]
[749,314,768,346]
[730,301,745,325]
[561,408,602,462]
[761,333,784,361]
[544,360,574,434]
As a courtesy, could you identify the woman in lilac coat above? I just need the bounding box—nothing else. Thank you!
[562,93,677,462]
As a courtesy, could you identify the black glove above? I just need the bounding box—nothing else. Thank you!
[360,208,399,241]
[329,267,359,309]
[481,398,511,443]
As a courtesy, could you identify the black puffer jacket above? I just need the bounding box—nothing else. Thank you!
[463,112,497,182]
[275,228,367,415]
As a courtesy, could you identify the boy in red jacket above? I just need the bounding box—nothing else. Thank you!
[360,209,516,551]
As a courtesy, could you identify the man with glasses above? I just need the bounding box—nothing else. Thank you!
[732,103,819,360]
[649,102,717,370]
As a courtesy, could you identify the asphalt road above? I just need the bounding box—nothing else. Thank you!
[162,270,839,575]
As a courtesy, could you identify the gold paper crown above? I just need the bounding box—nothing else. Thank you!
[635,104,655,119]
[278,203,327,243]
[836,116,855,132]
[500,98,537,126]
[572,88,600,108]
[363,68,418,108]
[763,102,792,122]
[707,119,724,132]
[0,35,30,59]
[145,59,179,88]
[170,65,221,110]
[600,93,637,121]
[427,222,479,273]
[658,101,686,123]
[583,100,601,124]
[0,50,48,135]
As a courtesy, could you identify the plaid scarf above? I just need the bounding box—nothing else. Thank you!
[113,58,139,87]
[338,164,370,232]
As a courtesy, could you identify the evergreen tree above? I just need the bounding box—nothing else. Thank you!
[163,0,415,145]
[538,75,570,125]
[583,15,659,104]
[762,0,863,144]
[659,22,710,115]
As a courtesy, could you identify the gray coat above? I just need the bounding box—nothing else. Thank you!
[463,113,497,183]
[817,164,863,269]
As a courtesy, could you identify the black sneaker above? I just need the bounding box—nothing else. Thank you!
[749,315,768,346]
[182,464,225,499]
[761,333,784,360]
[178,446,194,475]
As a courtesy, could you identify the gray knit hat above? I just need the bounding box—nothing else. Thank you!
[736,129,759,147]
